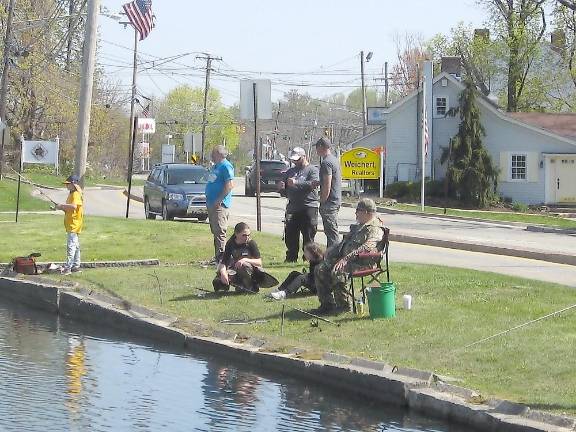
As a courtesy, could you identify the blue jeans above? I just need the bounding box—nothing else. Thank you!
[65,232,81,270]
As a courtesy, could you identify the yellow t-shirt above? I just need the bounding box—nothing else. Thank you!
[64,190,83,233]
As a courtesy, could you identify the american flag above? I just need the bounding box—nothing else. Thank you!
[123,0,154,41]
[142,104,150,117]
[423,103,429,157]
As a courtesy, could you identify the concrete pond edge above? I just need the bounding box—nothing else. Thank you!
[0,276,574,432]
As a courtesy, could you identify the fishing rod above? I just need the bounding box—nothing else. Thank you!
[6,165,58,205]
[463,303,576,349]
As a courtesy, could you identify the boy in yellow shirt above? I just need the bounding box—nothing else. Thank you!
[55,175,84,275]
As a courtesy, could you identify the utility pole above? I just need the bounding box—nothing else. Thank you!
[197,53,221,163]
[0,0,16,179]
[360,50,372,136]
[384,61,389,108]
[126,27,138,181]
[74,0,99,184]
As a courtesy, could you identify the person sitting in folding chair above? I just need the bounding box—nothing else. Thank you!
[213,222,272,294]
[311,198,384,316]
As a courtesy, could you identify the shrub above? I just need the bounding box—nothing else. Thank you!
[512,201,528,213]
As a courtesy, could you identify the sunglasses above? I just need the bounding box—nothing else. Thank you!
[240,233,251,237]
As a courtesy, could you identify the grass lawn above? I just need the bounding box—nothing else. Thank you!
[377,201,576,230]
[0,179,53,212]
[2,214,575,415]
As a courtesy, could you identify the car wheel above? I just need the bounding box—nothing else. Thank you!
[197,215,208,222]
[144,199,156,220]
[162,201,174,221]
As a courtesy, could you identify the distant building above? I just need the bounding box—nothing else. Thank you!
[352,67,576,205]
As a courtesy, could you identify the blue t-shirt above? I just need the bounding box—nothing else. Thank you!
[205,159,234,208]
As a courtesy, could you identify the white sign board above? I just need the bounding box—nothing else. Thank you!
[367,107,387,125]
[137,142,150,158]
[184,133,193,153]
[21,139,59,166]
[161,144,175,163]
[240,79,272,120]
[137,117,156,134]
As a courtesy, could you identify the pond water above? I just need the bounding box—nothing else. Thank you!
[0,298,467,432]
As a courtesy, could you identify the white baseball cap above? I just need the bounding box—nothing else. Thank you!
[288,147,306,161]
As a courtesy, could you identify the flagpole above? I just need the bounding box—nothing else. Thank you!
[127,27,138,181]
[421,77,426,212]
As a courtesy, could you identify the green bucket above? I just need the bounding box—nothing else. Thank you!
[367,282,396,319]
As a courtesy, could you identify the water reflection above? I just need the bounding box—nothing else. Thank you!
[0,298,465,432]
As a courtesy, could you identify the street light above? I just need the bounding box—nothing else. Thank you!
[360,50,373,136]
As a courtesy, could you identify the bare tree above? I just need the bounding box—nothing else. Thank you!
[390,33,431,98]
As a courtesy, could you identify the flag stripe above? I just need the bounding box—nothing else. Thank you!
[123,0,154,41]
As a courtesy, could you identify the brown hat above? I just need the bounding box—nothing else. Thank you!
[356,198,377,213]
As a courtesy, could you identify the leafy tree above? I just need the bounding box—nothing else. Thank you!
[153,85,239,161]
[482,0,547,112]
[441,80,499,207]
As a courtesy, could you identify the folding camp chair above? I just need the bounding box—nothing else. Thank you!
[348,227,390,314]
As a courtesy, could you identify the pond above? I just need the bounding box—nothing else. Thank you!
[0,298,466,432]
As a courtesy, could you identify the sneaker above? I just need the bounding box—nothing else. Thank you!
[71,267,82,273]
[270,290,287,300]
[60,267,72,276]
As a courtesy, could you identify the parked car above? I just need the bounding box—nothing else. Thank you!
[245,159,289,196]
[143,163,209,221]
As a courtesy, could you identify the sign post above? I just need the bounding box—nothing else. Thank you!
[240,79,272,232]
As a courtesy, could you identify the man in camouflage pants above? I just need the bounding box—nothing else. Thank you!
[312,198,384,316]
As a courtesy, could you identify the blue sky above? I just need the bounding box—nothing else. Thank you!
[99,0,488,106]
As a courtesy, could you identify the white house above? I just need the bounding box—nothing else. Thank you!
[352,65,576,205]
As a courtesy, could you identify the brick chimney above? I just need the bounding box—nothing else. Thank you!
[440,56,461,79]
[551,29,566,55]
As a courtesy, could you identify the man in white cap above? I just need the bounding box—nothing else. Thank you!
[278,147,319,262]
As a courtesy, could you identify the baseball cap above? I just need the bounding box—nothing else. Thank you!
[288,147,306,161]
[315,137,332,148]
[356,198,377,213]
[63,174,82,192]
[63,174,80,185]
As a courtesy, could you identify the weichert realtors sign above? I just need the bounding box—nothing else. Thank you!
[340,147,380,179]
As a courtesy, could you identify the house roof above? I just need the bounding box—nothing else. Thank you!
[352,71,576,148]
[507,112,576,141]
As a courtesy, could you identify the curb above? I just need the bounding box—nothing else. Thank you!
[342,202,576,234]
[0,259,160,271]
[341,203,576,266]
[1,276,574,432]
[390,234,576,266]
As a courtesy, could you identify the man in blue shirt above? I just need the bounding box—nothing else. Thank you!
[205,145,235,263]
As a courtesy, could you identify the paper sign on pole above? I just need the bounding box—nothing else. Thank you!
[240,79,272,120]
[137,118,156,134]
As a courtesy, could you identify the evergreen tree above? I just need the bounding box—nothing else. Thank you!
[441,79,499,207]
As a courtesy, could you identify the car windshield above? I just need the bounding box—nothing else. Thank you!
[167,168,209,185]
[260,161,287,170]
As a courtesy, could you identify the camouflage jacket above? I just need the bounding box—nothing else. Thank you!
[338,216,384,263]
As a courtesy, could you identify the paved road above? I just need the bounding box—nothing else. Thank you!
[40,180,576,287]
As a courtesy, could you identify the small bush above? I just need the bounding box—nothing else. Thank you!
[512,201,528,213]
[385,181,410,199]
